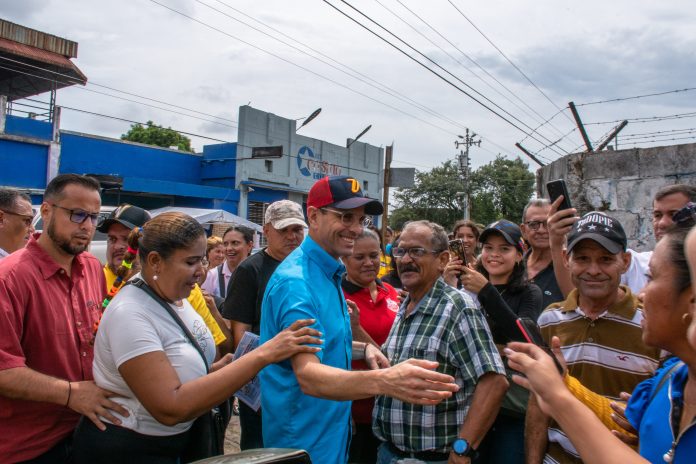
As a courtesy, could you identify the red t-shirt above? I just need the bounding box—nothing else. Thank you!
[342,277,399,424]
[0,234,105,463]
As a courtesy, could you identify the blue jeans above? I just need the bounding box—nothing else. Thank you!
[376,443,448,464]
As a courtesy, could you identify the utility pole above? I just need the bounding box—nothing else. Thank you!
[380,145,393,245]
[454,129,481,220]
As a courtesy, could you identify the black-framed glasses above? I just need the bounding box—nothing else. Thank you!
[321,208,373,227]
[524,220,548,231]
[1,209,34,227]
[392,247,442,259]
[672,202,696,226]
[50,204,100,225]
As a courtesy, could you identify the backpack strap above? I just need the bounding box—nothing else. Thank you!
[217,263,226,299]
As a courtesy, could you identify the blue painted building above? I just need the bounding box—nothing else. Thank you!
[0,105,384,226]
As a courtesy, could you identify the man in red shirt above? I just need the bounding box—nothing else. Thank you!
[0,174,127,464]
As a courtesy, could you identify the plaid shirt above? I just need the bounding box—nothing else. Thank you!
[373,278,505,453]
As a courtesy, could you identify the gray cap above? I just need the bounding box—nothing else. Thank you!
[264,200,307,229]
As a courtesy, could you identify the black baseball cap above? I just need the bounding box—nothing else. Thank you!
[479,219,526,253]
[307,175,383,215]
[567,211,627,254]
[97,204,151,232]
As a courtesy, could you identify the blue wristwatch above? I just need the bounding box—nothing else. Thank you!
[452,438,475,458]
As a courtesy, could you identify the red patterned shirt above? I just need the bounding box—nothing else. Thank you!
[0,233,105,463]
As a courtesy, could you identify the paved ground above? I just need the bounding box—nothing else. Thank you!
[223,415,241,455]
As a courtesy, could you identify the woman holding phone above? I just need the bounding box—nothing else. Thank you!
[445,219,542,464]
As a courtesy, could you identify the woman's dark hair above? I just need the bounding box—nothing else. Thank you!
[223,224,254,244]
[138,212,205,260]
[662,221,695,294]
[476,232,527,293]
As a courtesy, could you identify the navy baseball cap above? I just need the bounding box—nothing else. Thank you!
[97,204,151,232]
[567,211,627,254]
[307,175,383,215]
[479,219,526,253]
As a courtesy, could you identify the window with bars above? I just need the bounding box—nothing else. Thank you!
[248,201,268,246]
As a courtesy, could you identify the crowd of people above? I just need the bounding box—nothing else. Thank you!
[0,173,695,464]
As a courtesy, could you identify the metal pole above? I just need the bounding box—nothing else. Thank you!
[595,120,628,152]
[515,143,545,167]
[568,101,593,152]
[380,145,392,246]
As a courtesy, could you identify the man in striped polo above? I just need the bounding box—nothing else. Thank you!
[525,211,662,464]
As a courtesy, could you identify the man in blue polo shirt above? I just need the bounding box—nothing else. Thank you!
[259,175,460,464]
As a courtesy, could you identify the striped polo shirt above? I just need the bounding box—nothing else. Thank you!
[538,286,661,464]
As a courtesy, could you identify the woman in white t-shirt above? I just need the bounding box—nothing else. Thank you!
[73,212,321,464]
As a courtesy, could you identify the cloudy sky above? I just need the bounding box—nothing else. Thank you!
[4,0,695,172]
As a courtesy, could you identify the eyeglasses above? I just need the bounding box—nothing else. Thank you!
[524,220,548,231]
[392,247,442,259]
[50,204,100,225]
[1,209,34,227]
[321,208,373,227]
[672,202,696,226]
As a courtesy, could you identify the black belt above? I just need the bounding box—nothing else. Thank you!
[387,442,450,461]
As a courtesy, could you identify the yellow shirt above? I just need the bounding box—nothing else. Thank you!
[103,266,227,346]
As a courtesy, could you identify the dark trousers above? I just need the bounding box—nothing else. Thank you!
[19,436,72,464]
[72,417,189,464]
[239,401,264,450]
[476,414,525,464]
[349,423,381,464]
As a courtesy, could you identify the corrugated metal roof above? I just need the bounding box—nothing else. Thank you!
[0,37,87,83]
[0,19,78,58]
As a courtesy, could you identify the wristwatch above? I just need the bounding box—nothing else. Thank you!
[452,438,477,458]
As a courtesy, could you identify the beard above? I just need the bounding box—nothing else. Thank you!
[46,217,90,256]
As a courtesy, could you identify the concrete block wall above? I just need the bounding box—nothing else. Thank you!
[537,142,696,251]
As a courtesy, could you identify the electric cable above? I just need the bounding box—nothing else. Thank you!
[447,0,575,125]
[324,0,567,157]
[576,87,696,106]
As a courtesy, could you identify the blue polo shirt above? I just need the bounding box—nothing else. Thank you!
[259,235,353,464]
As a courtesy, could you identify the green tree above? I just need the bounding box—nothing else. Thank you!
[389,156,535,231]
[469,155,536,225]
[121,120,192,152]
[390,160,464,230]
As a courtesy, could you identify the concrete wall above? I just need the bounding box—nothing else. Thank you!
[536,142,696,251]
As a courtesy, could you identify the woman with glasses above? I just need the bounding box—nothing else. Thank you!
[505,212,696,464]
[446,219,542,464]
[73,212,322,464]
[342,228,400,464]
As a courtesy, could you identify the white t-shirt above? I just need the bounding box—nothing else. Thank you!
[93,284,216,436]
[621,248,652,295]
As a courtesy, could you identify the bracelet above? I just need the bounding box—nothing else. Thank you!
[65,381,72,407]
[363,343,369,359]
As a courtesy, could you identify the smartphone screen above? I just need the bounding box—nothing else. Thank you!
[448,239,468,266]
[546,179,572,210]
[515,318,564,374]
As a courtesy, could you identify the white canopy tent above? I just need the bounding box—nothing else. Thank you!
[150,206,263,233]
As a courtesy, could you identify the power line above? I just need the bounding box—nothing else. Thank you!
[576,87,696,106]
[377,0,572,148]
[0,57,238,129]
[585,111,696,125]
[620,127,696,139]
[147,0,478,140]
[200,0,471,133]
[446,0,574,124]
[324,0,567,157]
[623,134,696,145]
[60,106,233,143]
